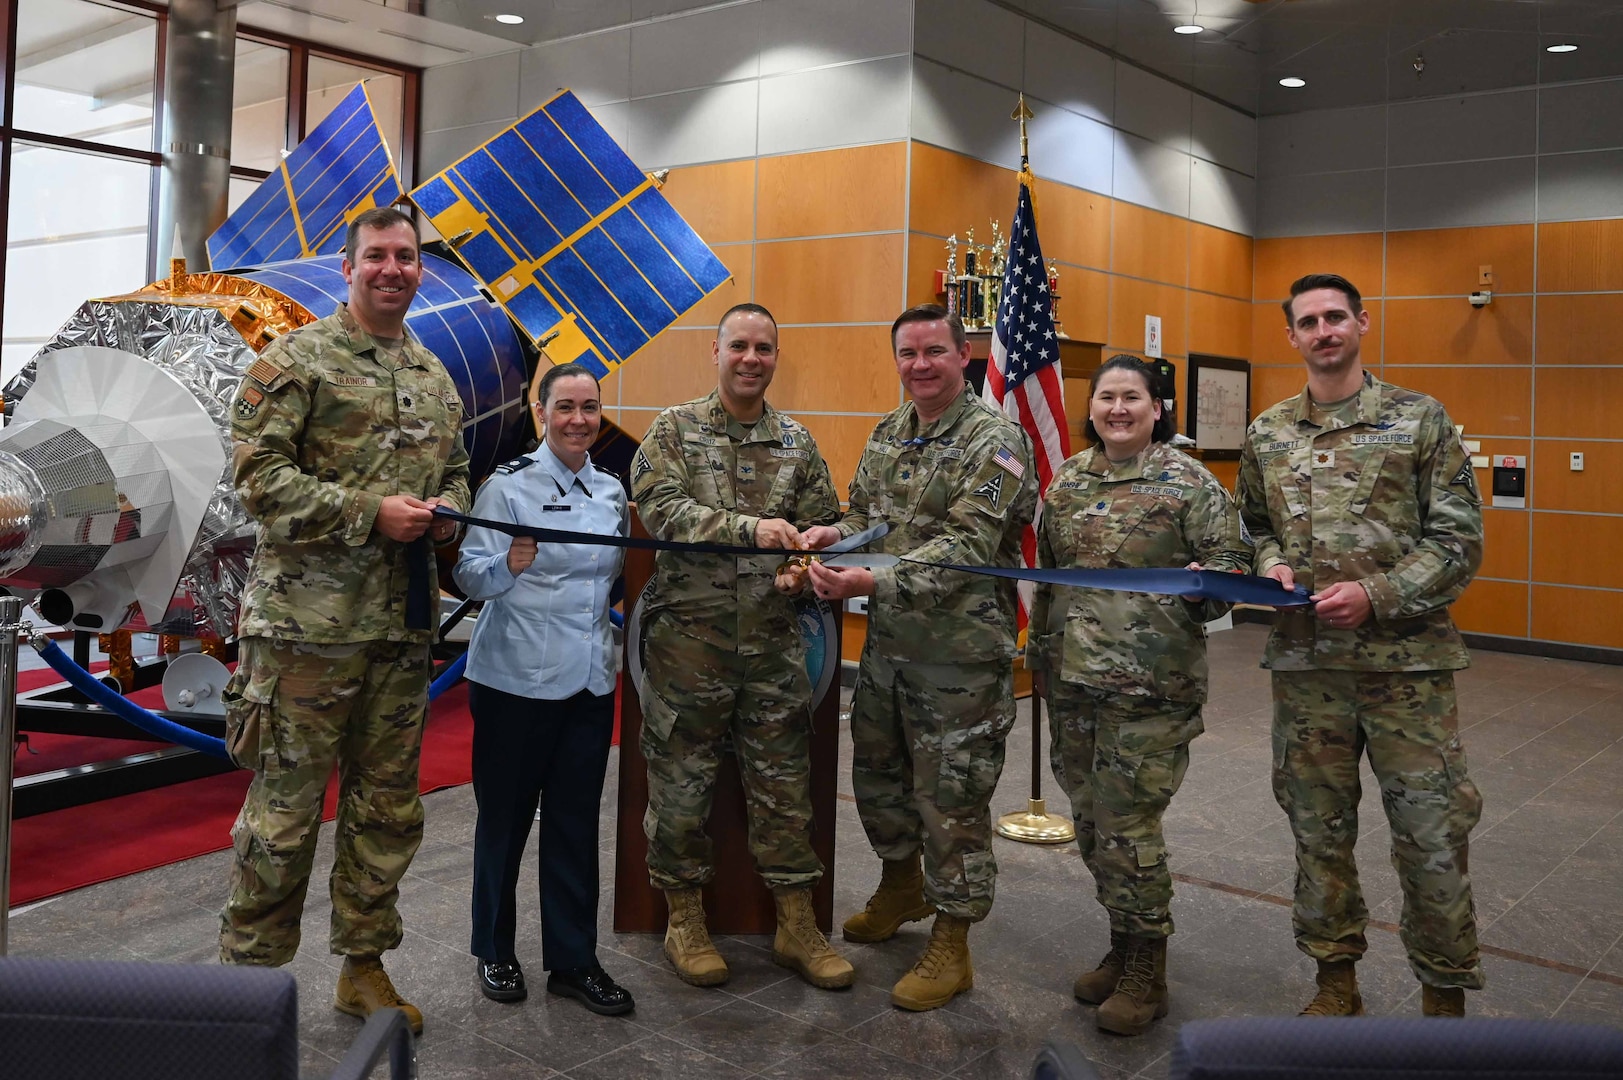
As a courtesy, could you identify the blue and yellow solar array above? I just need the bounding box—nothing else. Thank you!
[207,83,402,271]
[409,91,731,378]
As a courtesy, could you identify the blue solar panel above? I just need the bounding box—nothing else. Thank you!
[408,88,733,375]
[208,83,402,271]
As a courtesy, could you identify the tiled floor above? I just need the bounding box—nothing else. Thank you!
[8,623,1623,1077]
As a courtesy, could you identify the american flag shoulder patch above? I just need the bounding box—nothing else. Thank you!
[993,446,1025,479]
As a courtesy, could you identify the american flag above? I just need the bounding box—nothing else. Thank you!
[981,165,1072,627]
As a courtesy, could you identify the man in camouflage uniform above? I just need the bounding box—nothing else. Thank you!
[802,305,1037,1011]
[219,207,469,1036]
[1237,272,1485,1018]
[631,302,853,991]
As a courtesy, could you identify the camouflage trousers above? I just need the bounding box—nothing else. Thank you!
[850,646,1016,922]
[640,620,822,890]
[1272,669,1484,989]
[219,637,430,966]
[1047,679,1202,939]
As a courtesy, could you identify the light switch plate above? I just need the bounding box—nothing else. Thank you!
[1570,452,1585,471]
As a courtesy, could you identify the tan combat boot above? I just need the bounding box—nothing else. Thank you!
[663,887,729,987]
[772,887,855,989]
[891,913,973,1011]
[335,956,423,1035]
[1096,937,1168,1036]
[1422,985,1466,1017]
[1073,931,1128,1004]
[842,853,934,943]
[1299,959,1364,1016]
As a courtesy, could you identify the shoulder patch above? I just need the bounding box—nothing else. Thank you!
[247,356,288,387]
[1450,461,1479,499]
[632,448,653,481]
[969,471,1005,511]
[495,457,535,475]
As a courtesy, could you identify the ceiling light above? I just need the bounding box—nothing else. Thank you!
[1279,76,1306,88]
[1174,23,1203,35]
[490,13,524,24]
[1546,43,1578,53]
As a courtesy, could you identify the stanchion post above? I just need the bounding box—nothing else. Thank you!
[0,595,24,954]
[995,671,1075,844]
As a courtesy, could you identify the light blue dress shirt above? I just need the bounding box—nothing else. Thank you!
[453,443,628,700]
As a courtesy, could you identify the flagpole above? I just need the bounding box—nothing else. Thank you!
[996,92,1075,846]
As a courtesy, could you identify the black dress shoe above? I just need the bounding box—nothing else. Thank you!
[478,959,527,1002]
[546,966,635,1016]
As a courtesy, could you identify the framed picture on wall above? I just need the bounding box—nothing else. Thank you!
[1187,355,1250,460]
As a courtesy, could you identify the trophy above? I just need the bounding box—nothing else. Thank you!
[943,234,959,318]
[959,227,985,328]
[1048,258,1067,338]
[983,219,1006,324]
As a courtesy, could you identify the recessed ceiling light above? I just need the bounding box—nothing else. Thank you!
[1174,23,1203,35]
[1279,76,1306,88]
[1546,43,1578,53]
[490,13,524,24]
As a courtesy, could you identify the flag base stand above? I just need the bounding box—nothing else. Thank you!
[995,797,1074,845]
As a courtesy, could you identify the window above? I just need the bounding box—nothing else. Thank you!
[0,2,420,384]
[308,56,406,168]
[13,0,157,151]
[232,39,291,174]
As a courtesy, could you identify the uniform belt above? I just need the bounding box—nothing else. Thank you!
[433,508,1312,608]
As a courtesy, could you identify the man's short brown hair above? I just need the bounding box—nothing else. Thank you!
[1283,273,1363,323]
[345,206,419,262]
[890,304,966,350]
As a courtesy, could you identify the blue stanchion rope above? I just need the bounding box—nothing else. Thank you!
[32,636,475,764]
[33,637,230,760]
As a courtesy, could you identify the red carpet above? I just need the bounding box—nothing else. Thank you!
[9,670,621,906]
[8,675,475,907]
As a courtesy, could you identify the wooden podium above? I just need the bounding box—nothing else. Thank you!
[612,511,841,933]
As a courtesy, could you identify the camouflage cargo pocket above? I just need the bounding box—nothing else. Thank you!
[222,661,278,771]
[936,726,1008,811]
[639,680,680,745]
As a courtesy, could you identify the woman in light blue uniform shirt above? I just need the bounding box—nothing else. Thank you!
[453,363,633,1015]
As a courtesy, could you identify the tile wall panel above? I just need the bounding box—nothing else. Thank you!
[772,326,901,415]
[757,142,907,239]
[1532,586,1623,650]
[1385,158,1537,231]
[1534,294,1623,366]
[1113,62,1192,154]
[1532,514,1623,591]
[1394,366,1532,436]
[1538,149,1623,223]
[757,57,912,157]
[1112,130,1192,218]
[1189,293,1251,360]
[1452,579,1530,640]
[1190,224,1253,300]
[659,159,757,244]
[1385,225,1535,296]
[1386,91,1537,167]
[913,0,1024,89]
[1531,441,1623,515]
[1022,22,1113,125]
[1253,232,1385,301]
[1537,219,1623,293]
[757,0,912,77]
[1478,507,1531,583]
[518,29,631,109]
[1382,296,1533,366]
[1189,159,1256,237]
[753,234,906,325]
[1111,201,1188,286]
[1534,367,1623,440]
[628,3,762,98]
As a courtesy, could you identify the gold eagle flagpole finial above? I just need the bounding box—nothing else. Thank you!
[1012,94,1034,161]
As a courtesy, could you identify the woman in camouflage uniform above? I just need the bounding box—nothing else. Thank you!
[1027,355,1251,1036]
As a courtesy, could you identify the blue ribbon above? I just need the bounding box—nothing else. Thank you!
[433,508,1311,608]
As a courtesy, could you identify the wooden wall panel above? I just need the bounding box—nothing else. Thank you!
[1537,219,1623,293]
[1385,225,1534,296]
[1250,302,1303,365]
[1251,364,1305,415]
[1531,440,1623,513]
[1535,293,1623,365]
[1205,458,1239,491]
[1452,579,1529,639]
[1534,367,1623,438]
[1531,514,1623,590]
[1038,181,1111,271]
[1111,201,1188,286]
[1061,267,1111,346]
[674,244,754,328]
[619,328,717,409]
[1390,366,1531,436]
[615,408,652,440]
[660,159,756,245]
[1479,507,1530,582]
[1191,224,1253,300]
[907,232,949,308]
[1253,233,1384,302]
[1189,292,1251,359]
[1108,277,1187,358]
[1532,585,1623,649]
[798,413,891,501]
[1382,296,1533,365]
[908,142,1016,239]
[757,142,907,239]
[772,325,899,415]
[754,234,904,325]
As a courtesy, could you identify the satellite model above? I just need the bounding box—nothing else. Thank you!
[0,84,729,642]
